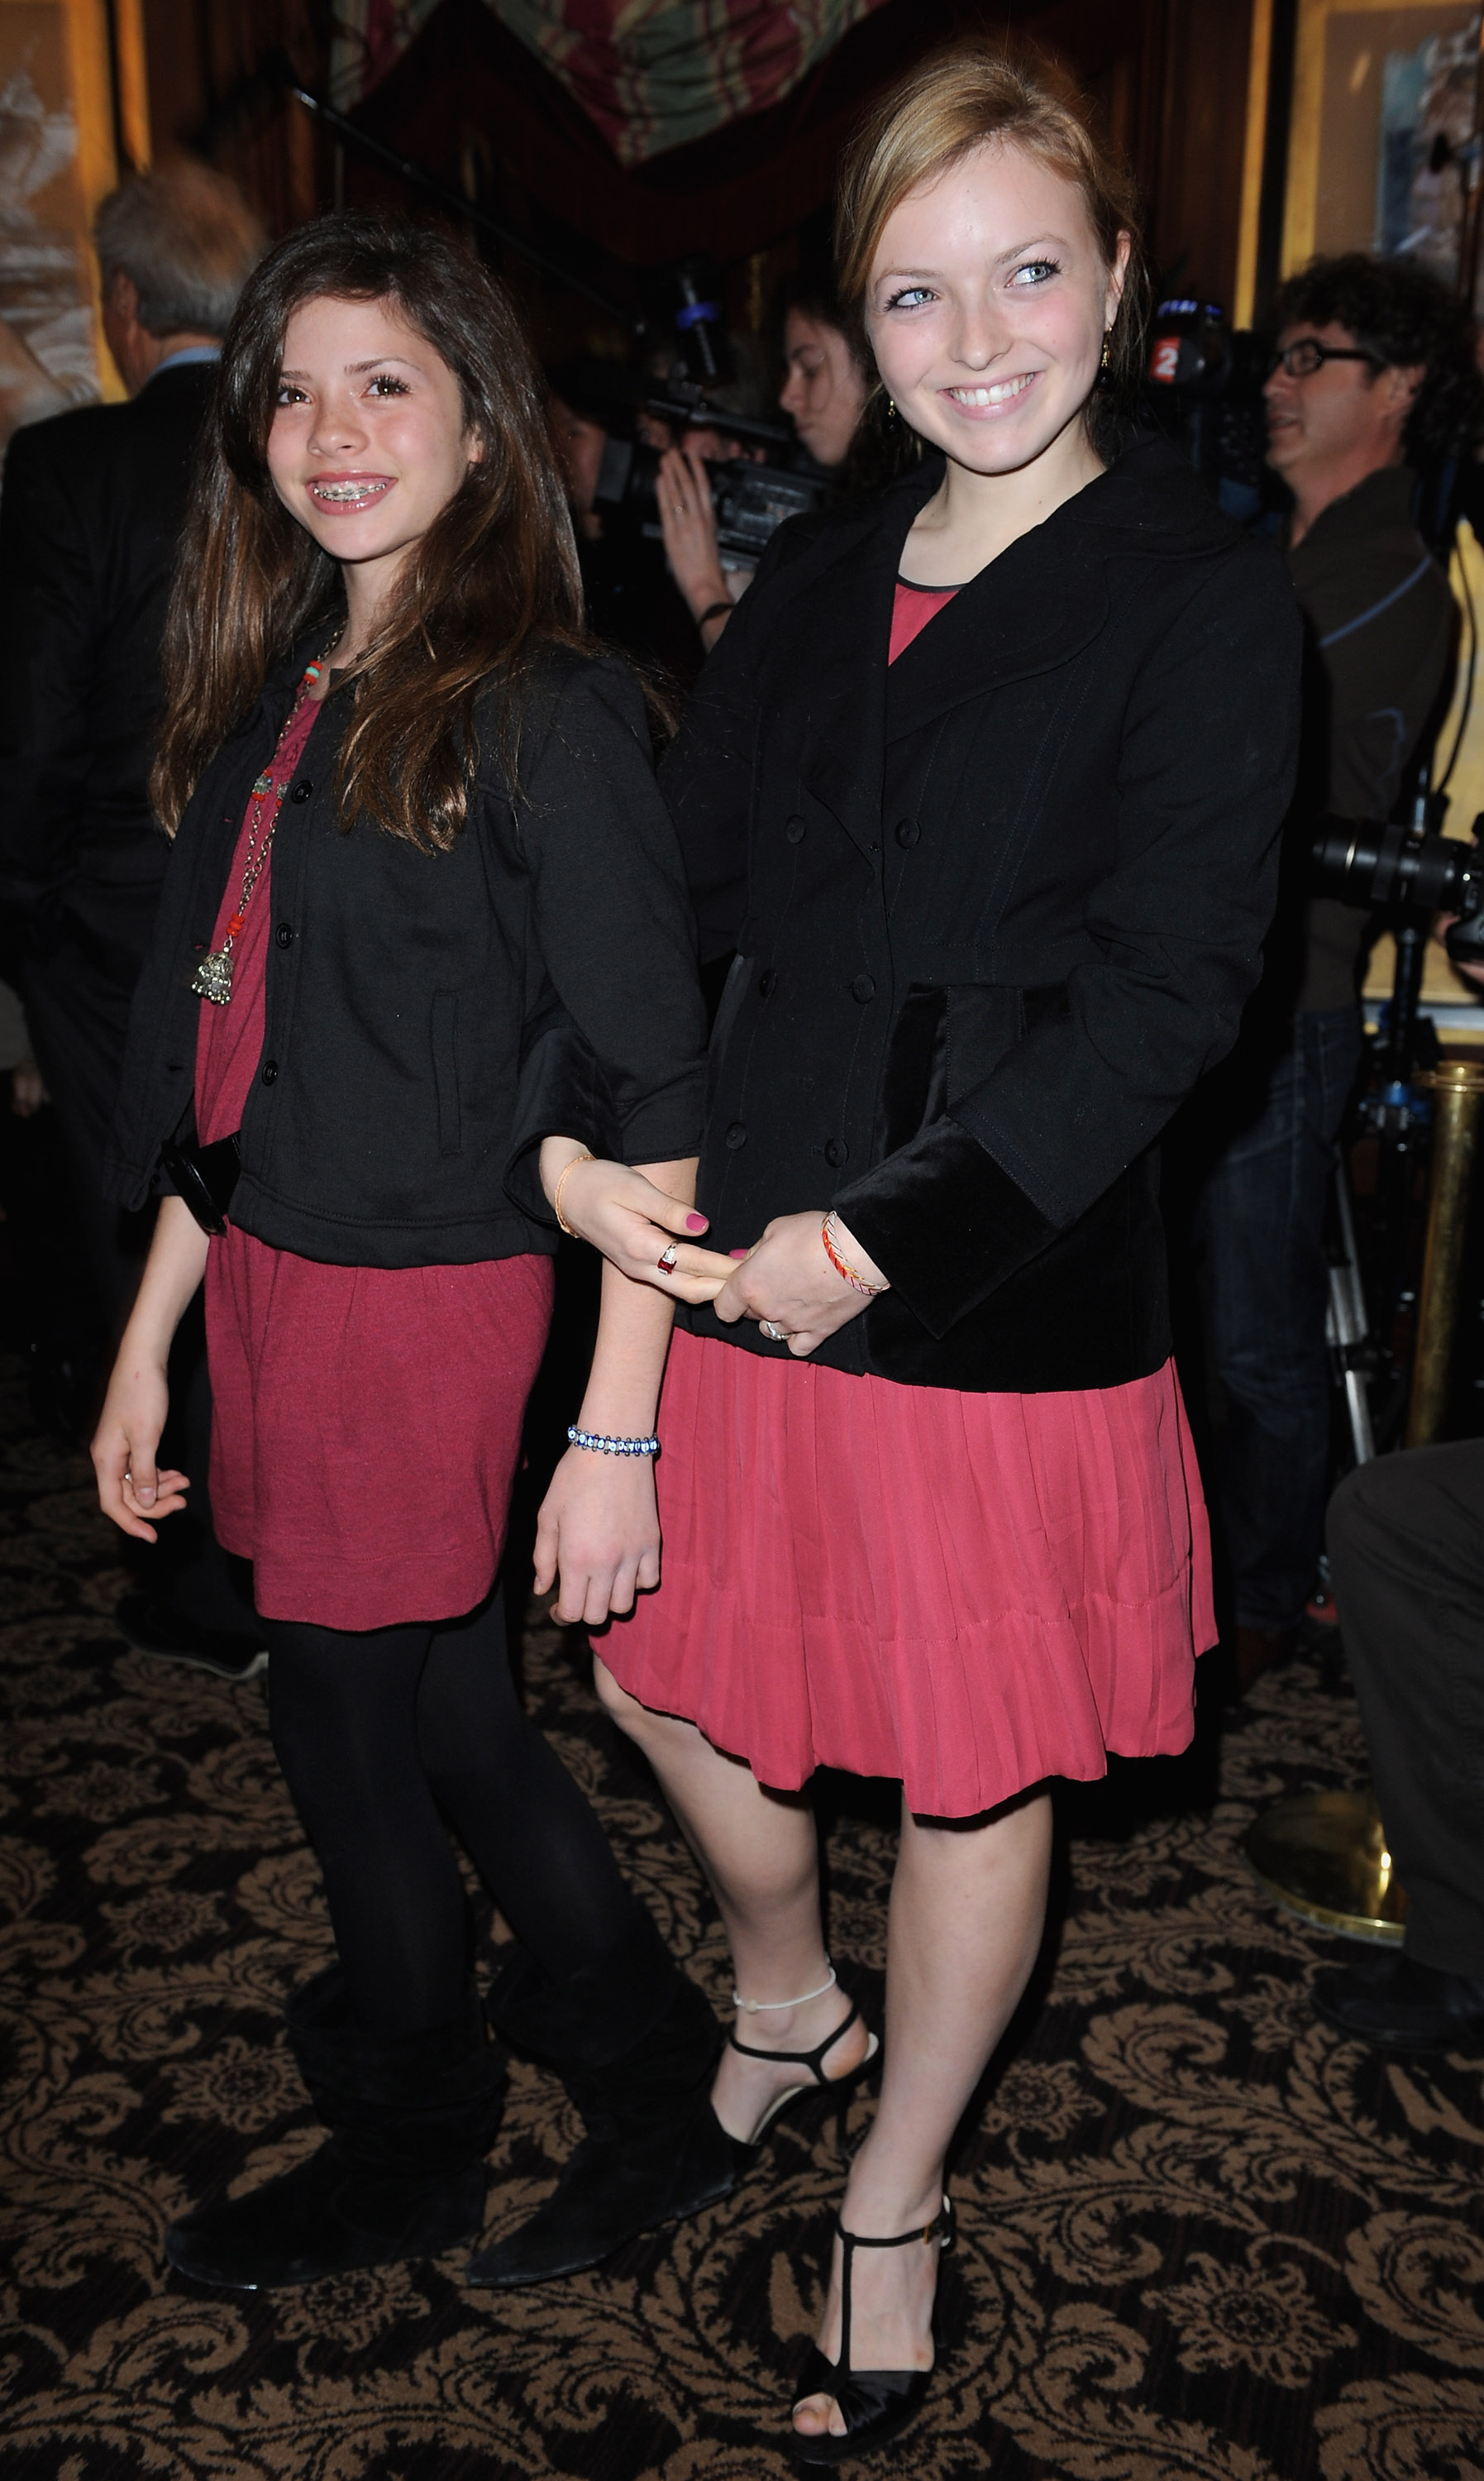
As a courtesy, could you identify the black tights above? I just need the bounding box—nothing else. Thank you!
[264,1595,642,2039]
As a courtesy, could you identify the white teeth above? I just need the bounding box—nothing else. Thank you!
[949,375,1034,407]
[311,480,390,504]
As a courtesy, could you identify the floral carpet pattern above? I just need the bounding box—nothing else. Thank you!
[3,1355,1484,2480]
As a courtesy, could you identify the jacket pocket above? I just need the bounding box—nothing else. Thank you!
[431,990,462,1157]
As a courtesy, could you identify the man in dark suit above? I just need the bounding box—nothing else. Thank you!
[0,160,266,1676]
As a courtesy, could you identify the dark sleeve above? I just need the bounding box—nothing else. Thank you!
[0,429,99,889]
[837,546,1305,1339]
[657,523,807,963]
[506,659,708,1197]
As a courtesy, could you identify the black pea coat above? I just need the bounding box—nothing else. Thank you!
[666,437,1304,1393]
[104,646,708,1269]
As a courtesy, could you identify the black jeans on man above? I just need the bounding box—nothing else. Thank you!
[1328,1442,1484,1980]
[1198,1004,1363,1632]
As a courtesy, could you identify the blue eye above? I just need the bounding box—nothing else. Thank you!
[1009,259,1061,287]
[884,286,933,312]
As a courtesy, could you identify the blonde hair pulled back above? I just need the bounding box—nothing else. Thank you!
[835,44,1150,448]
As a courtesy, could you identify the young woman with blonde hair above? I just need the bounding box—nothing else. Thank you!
[93,212,739,2295]
[550,44,1302,2459]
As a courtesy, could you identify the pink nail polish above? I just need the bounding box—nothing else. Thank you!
[685,1213,707,1232]
[729,1248,748,1260]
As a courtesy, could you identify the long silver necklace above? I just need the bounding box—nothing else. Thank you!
[192,633,340,1005]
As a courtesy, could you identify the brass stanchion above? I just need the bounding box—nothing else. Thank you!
[1405,1060,1484,1446]
[1245,1060,1484,1942]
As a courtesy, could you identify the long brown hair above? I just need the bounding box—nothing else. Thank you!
[834,45,1151,456]
[152,212,590,849]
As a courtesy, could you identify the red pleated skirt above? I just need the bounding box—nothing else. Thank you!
[603,1330,1216,1818]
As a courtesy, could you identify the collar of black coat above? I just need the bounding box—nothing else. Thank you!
[787,429,1235,853]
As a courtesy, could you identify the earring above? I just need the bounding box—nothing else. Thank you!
[1100,331,1112,375]
[886,397,898,422]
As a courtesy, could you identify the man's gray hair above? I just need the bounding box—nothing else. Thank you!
[93,161,265,339]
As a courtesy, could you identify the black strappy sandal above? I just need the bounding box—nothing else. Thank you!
[727,1993,880,2155]
[788,2197,952,2466]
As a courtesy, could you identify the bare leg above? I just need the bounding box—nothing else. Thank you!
[794,1790,1052,2438]
[594,1658,871,2131]
[595,1661,1052,2439]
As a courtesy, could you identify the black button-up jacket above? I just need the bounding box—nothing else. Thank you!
[105,646,707,1268]
[668,437,1303,1393]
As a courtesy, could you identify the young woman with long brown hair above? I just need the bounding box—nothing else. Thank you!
[546,46,1303,2461]
[92,212,738,2295]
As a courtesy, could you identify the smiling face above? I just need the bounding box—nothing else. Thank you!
[865,138,1126,479]
[267,293,481,603]
[780,309,869,468]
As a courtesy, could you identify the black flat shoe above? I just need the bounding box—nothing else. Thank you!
[165,2143,487,2290]
[727,1994,880,2161]
[789,2197,951,2466]
[1312,1952,1484,2053]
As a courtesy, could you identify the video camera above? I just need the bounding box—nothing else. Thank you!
[1311,815,1484,966]
[1142,298,1271,519]
[594,375,826,568]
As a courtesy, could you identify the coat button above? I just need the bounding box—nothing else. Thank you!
[758,968,777,999]
[785,815,806,844]
[289,780,313,804]
[824,1137,848,1168]
[895,815,921,849]
[725,1121,747,1150]
[851,974,876,1004]
[275,921,295,949]
[260,1059,279,1087]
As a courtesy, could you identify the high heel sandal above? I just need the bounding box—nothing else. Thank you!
[725,1964,880,2155]
[788,2197,952,2467]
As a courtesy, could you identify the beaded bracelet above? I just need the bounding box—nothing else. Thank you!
[568,1425,660,1457]
[822,1211,886,1296]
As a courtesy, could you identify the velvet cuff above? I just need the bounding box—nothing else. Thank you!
[834,1115,1062,1340]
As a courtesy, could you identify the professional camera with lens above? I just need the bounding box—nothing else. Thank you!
[1311,815,1484,964]
[593,376,825,567]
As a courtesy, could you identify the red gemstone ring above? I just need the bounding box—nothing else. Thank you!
[657,1243,679,1273]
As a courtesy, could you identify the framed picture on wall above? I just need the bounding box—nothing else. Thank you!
[0,0,125,447]
[1282,0,1483,288]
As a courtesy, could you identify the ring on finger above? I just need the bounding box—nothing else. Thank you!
[657,1242,679,1273]
[759,1319,790,1341]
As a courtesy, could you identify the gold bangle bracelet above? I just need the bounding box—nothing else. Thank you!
[553,1150,594,1237]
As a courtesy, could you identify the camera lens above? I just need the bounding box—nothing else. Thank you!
[1310,820,1468,914]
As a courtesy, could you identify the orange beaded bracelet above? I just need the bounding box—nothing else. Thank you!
[822,1212,885,1296]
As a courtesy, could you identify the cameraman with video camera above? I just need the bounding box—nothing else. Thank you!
[1197,254,1481,1692]
[654,270,874,653]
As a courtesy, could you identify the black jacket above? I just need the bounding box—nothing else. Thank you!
[105,647,707,1267]
[667,437,1303,1392]
[0,361,217,964]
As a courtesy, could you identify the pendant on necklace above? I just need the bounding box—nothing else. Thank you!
[192,947,235,1005]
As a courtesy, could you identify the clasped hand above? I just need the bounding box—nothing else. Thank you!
[554,1157,885,1355]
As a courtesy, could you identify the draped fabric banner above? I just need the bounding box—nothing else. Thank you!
[331,0,894,165]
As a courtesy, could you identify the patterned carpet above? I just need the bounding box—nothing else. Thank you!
[3,1351,1484,2481]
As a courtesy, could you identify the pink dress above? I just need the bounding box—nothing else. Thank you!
[600,582,1216,1818]
[194,691,554,1632]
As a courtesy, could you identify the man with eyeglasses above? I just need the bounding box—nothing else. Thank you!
[1195,254,1480,1695]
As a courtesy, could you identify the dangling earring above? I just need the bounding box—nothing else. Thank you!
[1100,331,1112,375]
[885,397,899,423]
